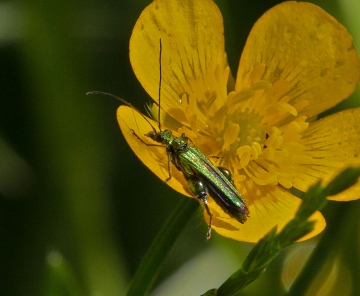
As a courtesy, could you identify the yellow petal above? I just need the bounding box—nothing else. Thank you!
[130,0,226,123]
[117,105,191,197]
[296,108,360,201]
[236,2,360,118]
[206,183,325,243]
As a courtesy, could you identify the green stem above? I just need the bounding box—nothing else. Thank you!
[287,203,350,295]
[125,198,199,296]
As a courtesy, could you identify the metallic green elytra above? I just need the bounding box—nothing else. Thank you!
[145,129,249,239]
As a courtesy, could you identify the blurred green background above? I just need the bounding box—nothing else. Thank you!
[1,0,359,295]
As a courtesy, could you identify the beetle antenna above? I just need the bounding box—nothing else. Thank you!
[86,91,158,134]
[158,38,162,132]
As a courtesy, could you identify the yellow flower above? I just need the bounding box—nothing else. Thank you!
[117,0,360,242]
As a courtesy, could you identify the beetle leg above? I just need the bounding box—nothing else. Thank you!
[164,151,172,182]
[130,129,163,147]
[187,176,213,240]
[217,166,235,185]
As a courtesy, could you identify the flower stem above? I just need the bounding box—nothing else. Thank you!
[287,203,350,295]
[125,197,198,296]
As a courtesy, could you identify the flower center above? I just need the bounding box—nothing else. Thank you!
[177,64,311,189]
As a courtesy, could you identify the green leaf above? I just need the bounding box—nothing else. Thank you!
[324,167,360,196]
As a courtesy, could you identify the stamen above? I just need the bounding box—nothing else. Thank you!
[222,123,240,151]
